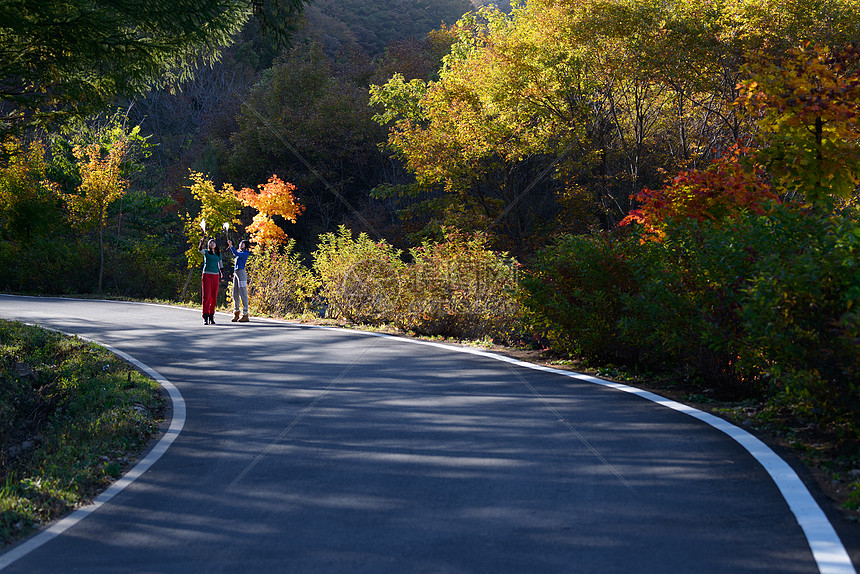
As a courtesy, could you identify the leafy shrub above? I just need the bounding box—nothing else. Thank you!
[634,203,860,408]
[246,241,319,316]
[527,199,859,418]
[312,226,405,324]
[0,238,93,294]
[620,217,769,397]
[519,230,640,362]
[737,204,860,428]
[399,230,519,340]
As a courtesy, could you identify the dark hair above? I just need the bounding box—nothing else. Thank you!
[239,240,250,251]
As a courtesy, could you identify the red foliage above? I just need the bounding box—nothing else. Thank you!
[620,148,778,239]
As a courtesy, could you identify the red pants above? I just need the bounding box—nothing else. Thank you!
[201,273,219,316]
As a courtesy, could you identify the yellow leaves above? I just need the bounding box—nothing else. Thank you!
[182,171,243,267]
[713,0,860,51]
[376,2,598,195]
[179,171,304,274]
[0,138,54,207]
[0,137,63,241]
[185,170,242,233]
[66,139,128,228]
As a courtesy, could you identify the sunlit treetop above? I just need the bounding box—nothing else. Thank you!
[736,42,860,204]
[238,175,304,249]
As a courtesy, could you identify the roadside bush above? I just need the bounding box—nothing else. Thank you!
[246,241,319,317]
[400,230,519,340]
[312,226,405,324]
[110,239,184,300]
[737,204,860,430]
[620,217,769,397]
[525,199,859,418]
[519,230,640,362]
[0,239,93,294]
[634,203,860,409]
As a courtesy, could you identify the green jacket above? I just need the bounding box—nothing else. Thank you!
[200,249,221,274]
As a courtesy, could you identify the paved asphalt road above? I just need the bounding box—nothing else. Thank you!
[0,296,856,573]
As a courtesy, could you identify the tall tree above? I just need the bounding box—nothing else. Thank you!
[225,42,384,245]
[67,139,129,293]
[0,0,309,135]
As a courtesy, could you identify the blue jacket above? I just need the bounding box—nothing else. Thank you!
[230,246,250,270]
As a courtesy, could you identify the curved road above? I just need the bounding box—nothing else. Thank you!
[0,296,856,573]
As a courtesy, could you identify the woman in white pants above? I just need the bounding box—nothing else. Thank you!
[227,239,251,322]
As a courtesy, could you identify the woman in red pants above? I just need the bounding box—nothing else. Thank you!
[198,237,222,324]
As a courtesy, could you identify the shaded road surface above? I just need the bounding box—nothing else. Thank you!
[0,297,855,573]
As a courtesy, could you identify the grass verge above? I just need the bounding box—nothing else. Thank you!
[0,319,166,547]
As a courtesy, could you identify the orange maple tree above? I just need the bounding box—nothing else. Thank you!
[237,175,304,248]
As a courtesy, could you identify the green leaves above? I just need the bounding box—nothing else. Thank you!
[524,202,860,413]
[312,226,405,324]
[369,74,430,127]
[0,0,310,135]
[303,226,519,339]
[246,241,319,316]
[402,229,519,339]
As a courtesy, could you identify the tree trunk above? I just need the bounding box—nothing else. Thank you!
[180,267,195,301]
[98,218,104,294]
[815,116,824,190]
[114,195,123,292]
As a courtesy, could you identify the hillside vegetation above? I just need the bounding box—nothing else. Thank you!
[304,0,474,55]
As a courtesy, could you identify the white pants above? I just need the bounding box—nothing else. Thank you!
[232,268,249,314]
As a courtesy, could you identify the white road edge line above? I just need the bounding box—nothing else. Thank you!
[0,325,186,572]
[0,296,853,573]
